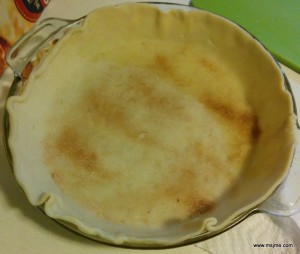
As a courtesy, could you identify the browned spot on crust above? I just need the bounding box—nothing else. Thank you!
[85,87,158,146]
[56,127,98,173]
[84,73,188,149]
[51,172,63,184]
[153,53,171,72]
[43,125,117,188]
[198,57,219,73]
[189,198,215,216]
[201,95,261,143]
[86,88,127,126]
[127,74,185,114]
[162,144,220,217]
[201,95,237,121]
[164,179,215,217]
[251,115,261,142]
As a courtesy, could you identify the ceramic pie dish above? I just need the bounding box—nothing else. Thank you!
[3,2,300,248]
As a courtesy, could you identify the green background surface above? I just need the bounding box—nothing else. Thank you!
[191,0,300,73]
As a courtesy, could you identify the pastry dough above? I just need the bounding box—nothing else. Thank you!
[6,3,296,246]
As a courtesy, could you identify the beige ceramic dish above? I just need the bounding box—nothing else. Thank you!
[3,2,300,248]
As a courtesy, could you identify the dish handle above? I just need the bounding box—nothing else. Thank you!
[258,128,300,216]
[6,17,81,78]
